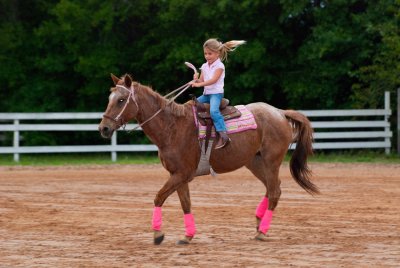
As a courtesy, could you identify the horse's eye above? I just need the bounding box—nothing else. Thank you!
[118,99,125,103]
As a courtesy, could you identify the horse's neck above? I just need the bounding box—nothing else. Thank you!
[135,87,178,147]
[135,87,166,122]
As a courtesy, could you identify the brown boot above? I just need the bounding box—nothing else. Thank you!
[215,131,231,149]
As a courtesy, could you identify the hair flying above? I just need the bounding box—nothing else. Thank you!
[203,39,246,61]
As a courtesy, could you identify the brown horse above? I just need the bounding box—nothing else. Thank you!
[98,74,319,245]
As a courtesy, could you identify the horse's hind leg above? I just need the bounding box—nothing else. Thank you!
[246,152,282,240]
[246,154,268,228]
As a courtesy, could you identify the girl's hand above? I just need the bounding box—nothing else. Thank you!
[189,81,200,87]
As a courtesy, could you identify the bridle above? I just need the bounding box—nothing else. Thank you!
[102,62,197,131]
[102,82,192,131]
[102,84,139,129]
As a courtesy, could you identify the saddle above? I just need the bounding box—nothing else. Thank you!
[191,95,242,152]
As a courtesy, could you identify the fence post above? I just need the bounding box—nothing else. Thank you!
[384,91,390,155]
[13,119,20,162]
[111,131,117,162]
[397,88,400,156]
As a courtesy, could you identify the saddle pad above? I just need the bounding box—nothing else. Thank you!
[193,105,257,139]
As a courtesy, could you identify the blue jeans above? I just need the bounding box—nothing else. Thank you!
[197,94,227,132]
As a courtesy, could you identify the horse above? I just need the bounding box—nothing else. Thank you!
[98,73,319,245]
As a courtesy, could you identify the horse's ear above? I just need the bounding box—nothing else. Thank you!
[124,74,132,88]
[110,73,120,85]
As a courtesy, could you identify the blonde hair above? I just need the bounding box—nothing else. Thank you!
[203,38,246,61]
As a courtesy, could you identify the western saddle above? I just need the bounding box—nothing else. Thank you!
[191,95,242,152]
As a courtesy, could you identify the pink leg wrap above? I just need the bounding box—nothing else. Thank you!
[255,197,269,219]
[152,206,162,231]
[184,213,196,237]
[258,210,273,234]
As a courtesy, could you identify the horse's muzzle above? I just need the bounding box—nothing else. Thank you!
[98,124,114,139]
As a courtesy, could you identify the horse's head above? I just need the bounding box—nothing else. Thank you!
[99,74,139,138]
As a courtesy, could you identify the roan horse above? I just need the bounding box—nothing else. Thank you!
[98,74,319,245]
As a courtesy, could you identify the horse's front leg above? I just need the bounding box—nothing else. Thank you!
[176,183,196,245]
[152,173,187,245]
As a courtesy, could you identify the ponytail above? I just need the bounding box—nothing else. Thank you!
[203,39,246,61]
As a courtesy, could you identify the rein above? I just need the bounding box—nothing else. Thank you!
[103,81,192,132]
[102,62,198,132]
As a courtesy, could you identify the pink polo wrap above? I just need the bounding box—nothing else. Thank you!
[152,206,162,231]
[255,197,269,219]
[258,210,273,234]
[184,213,196,237]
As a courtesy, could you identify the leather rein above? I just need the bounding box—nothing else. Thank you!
[102,82,192,132]
[102,62,197,132]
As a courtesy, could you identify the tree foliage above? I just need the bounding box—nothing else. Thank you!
[0,0,398,113]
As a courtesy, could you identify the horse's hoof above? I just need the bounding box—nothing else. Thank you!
[176,236,193,245]
[176,239,189,245]
[256,217,261,231]
[255,232,268,242]
[154,231,165,245]
[154,234,164,245]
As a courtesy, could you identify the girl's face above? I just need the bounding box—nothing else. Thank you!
[203,47,220,65]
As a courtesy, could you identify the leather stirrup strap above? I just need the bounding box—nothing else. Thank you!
[204,119,213,153]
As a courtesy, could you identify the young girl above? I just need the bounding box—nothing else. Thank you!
[191,38,246,149]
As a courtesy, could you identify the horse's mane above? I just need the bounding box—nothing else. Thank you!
[135,82,190,117]
[110,76,191,117]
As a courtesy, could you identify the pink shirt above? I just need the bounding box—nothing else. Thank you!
[200,58,225,95]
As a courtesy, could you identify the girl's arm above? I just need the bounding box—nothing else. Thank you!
[199,72,204,83]
[191,68,222,87]
[193,72,204,82]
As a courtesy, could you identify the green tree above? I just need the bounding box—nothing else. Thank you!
[350,0,400,109]
[0,0,398,112]
[279,0,399,109]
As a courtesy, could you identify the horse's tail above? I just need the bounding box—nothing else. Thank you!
[284,110,320,195]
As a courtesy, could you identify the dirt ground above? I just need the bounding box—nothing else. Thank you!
[0,162,399,267]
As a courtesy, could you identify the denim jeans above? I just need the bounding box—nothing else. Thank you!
[197,93,227,132]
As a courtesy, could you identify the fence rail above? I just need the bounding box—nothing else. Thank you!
[0,92,392,162]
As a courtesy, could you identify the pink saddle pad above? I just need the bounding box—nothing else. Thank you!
[193,105,258,139]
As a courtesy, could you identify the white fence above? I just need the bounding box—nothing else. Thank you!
[0,92,392,162]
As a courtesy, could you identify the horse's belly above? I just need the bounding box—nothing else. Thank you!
[209,130,260,173]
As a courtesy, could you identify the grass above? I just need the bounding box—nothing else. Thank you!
[0,152,160,166]
[0,151,399,166]
[314,152,399,163]
[289,150,400,164]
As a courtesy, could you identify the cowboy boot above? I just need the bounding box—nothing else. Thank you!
[215,131,231,149]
